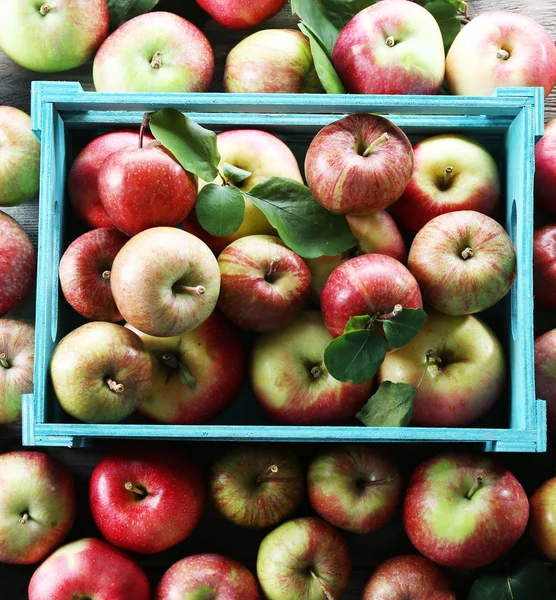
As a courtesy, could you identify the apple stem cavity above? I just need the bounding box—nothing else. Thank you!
[385,36,396,48]
[461,246,474,260]
[150,51,163,69]
[496,49,510,60]
[378,304,403,321]
[181,285,206,295]
[138,112,152,149]
[0,353,10,369]
[310,570,335,600]
[19,513,29,525]
[124,482,147,497]
[161,353,180,369]
[39,4,50,15]
[466,475,484,499]
[362,133,389,157]
[256,464,279,483]
[106,378,125,394]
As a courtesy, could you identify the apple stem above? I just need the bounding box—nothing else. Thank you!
[267,257,281,277]
[378,304,403,321]
[385,36,396,48]
[39,4,50,15]
[362,133,389,157]
[106,378,125,394]
[101,270,111,280]
[138,113,151,149]
[361,475,395,486]
[310,366,322,379]
[150,51,162,69]
[256,464,279,483]
[461,246,474,260]
[19,513,29,525]
[443,166,454,188]
[416,350,441,388]
[0,353,10,369]
[310,571,335,600]
[181,285,206,295]
[161,353,179,369]
[466,475,484,499]
[496,49,510,60]
[125,482,147,497]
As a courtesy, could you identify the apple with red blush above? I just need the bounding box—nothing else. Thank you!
[529,477,556,561]
[533,224,556,310]
[535,329,556,432]
[197,0,286,30]
[535,119,556,214]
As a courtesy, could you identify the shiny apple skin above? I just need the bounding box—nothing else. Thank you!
[535,119,556,213]
[534,329,556,431]
[197,0,286,30]
[90,449,205,554]
[308,445,402,534]
[530,477,556,561]
[321,254,423,339]
[533,225,556,309]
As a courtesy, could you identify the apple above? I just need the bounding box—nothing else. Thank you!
[251,311,373,424]
[332,0,445,95]
[446,11,556,98]
[111,227,221,337]
[128,312,245,425]
[533,225,556,310]
[308,445,402,534]
[535,119,556,213]
[530,477,556,561]
[321,254,423,339]
[28,538,150,600]
[90,448,205,554]
[363,555,456,600]
[197,0,286,29]
[0,451,75,565]
[305,113,414,215]
[50,322,152,423]
[157,553,261,600]
[59,228,129,322]
[534,329,556,432]
[257,516,351,600]
[218,235,311,332]
[378,309,506,427]
[403,454,529,569]
[0,319,34,424]
[93,12,214,93]
[224,29,323,93]
[408,210,516,316]
[390,134,501,234]
[68,130,154,229]
[0,0,108,72]
[210,445,304,528]
[0,107,40,208]
[0,210,36,316]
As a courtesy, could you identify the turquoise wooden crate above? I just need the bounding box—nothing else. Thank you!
[22,81,546,451]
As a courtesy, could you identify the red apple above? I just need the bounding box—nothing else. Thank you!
[68,130,153,229]
[321,254,423,339]
[332,0,445,95]
[90,448,205,554]
[390,134,501,234]
[363,555,456,600]
[404,454,529,569]
[535,119,556,214]
[0,451,75,565]
[533,224,556,309]
[0,210,36,316]
[197,0,286,29]
[28,538,150,600]
[157,553,261,600]
[408,210,516,315]
[218,235,311,332]
[59,228,128,322]
[529,477,556,561]
[534,329,556,431]
[308,445,402,534]
[305,113,414,215]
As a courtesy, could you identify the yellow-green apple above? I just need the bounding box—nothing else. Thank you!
[305,114,414,215]
[68,130,154,229]
[210,445,304,528]
[403,454,529,569]
[390,135,501,234]
[218,235,311,332]
[332,0,445,95]
[363,555,456,600]
[157,553,261,600]
[0,107,40,208]
[0,319,34,424]
[529,477,556,561]
[257,517,351,600]
[0,211,36,316]
[321,254,422,339]
[59,228,128,322]
[446,11,556,98]
[28,538,150,600]
[50,322,152,423]
[534,329,556,431]
[197,0,286,29]
[111,227,220,337]
[535,119,556,213]
[0,451,75,564]
[224,30,323,93]
[533,225,556,310]
[93,12,214,92]
[408,211,516,315]
[250,311,373,424]
[90,448,205,554]
[187,128,303,254]
[127,312,245,424]
[0,0,108,72]
[378,310,506,427]
[307,445,402,534]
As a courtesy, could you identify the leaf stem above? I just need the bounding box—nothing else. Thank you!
[310,571,335,600]
[256,465,279,483]
[362,133,389,157]
[139,113,151,149]
[466,475,484,500]
[0,353,10,369]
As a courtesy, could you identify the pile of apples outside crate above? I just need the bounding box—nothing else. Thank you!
[2,0,556,598]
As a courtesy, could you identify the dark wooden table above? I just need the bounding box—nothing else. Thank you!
[1,1,555,598]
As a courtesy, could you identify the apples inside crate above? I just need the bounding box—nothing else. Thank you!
[22,81,546,450]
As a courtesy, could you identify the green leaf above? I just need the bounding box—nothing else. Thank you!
[222,163,252,184]
[324,330,387,384]
[381,308,428,349]
[196,184,245,237]
[245,177,356,259]
[425,0,463,52]
[150,108,220,182]
[178,363,196,392]
[106,0,159,28]
[344,315,372,334]
[356,381,416,427]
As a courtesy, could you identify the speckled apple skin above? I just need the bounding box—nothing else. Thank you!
[0,451,75,565]
[28,538,150,600]
[197,0,286,30]
[535,330,556,431]
[535,120,556,213]
[533,225,556,310]
[0,211,36,316]
[530,477,556,561]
